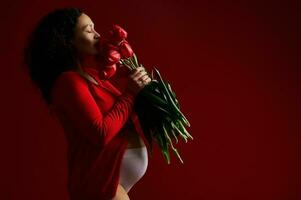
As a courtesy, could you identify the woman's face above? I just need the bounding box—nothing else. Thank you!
[72,13,100,57]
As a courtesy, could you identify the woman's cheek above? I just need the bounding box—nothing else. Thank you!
[81,35,91,48]
[77,33,97,54]
[85,35,95,46]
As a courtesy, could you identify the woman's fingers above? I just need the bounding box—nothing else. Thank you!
[140,74,151,82]
[130,66,145,78]
[125,67,151,96]
[131,67,151,83]
[133,71,147,81]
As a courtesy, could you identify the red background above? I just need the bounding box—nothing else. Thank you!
[1,0,300,199]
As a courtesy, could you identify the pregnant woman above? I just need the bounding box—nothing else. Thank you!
[24,7,151,200]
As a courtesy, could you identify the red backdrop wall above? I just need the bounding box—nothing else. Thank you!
[1,0,300,199]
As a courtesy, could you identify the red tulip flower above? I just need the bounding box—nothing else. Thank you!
[119,40,134,59]
[94,37,123,79]
[109,24,128,44]
[106,49,121,65]
[99,64,117,79]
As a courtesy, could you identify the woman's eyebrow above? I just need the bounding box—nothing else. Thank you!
[83,23,94,30]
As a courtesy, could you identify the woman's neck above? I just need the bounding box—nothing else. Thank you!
[76,62,99,85]
[76,53,96,69]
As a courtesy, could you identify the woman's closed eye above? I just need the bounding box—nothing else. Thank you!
[86,28,96,33]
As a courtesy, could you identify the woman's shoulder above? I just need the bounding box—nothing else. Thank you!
[50,70,90,104]
[52,70,89,96]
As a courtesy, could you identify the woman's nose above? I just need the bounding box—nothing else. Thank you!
[94,31,100,39]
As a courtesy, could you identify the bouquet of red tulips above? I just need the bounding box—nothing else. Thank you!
[95,25,193,164]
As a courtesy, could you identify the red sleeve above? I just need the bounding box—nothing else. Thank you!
[51,71,135,147]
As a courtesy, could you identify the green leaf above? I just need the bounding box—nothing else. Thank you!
[177,120,193,140]
[133,53,139,67]
[153,68,185,118]
[171,121,188,143]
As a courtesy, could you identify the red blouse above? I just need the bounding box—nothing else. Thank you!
[50,67,149,200]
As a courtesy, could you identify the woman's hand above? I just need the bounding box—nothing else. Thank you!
[125,66,151,96]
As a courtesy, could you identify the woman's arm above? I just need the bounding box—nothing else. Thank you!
[51,71,135,147]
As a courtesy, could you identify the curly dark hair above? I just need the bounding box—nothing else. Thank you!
[24,7,83,104]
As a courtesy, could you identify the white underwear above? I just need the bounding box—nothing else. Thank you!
[119,146,148,193]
